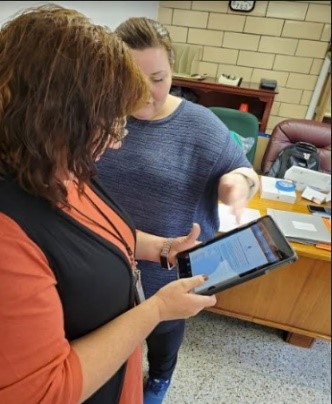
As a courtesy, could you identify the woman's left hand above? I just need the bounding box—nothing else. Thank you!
[168,223,201,267]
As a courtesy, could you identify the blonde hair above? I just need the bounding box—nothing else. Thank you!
[115,17,175,67]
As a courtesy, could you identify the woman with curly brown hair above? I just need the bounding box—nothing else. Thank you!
[0,5,216,404]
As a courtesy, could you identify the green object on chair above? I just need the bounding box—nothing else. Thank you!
[209,107,259,163]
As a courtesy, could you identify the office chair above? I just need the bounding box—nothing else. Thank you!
[261,119,331,175]
[209,107,259,164]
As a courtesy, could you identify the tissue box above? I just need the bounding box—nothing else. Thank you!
[260,176,296,204]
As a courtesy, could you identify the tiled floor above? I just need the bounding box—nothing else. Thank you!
[144,311,331,404]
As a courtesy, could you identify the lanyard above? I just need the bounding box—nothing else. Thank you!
[69,187,135,267]
[67,185,145,303]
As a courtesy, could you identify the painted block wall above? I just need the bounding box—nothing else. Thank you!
[158,1,331,134]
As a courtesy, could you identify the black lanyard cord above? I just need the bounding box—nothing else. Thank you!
[68,187,136,268]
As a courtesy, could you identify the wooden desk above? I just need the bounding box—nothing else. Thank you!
[171,76,277,133]
[208,193,331,348]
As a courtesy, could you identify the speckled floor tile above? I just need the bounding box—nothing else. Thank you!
[144,311,331,404]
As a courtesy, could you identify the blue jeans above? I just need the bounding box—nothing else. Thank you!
[146,319,185,380]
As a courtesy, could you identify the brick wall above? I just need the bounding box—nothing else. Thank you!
[158,1,331,133]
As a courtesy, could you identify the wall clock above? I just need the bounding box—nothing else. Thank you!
[229,1,256,12]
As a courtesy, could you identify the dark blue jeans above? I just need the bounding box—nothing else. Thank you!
[146,319,185,380]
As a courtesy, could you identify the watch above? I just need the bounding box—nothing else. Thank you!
[235,172,256,199]
[229,1,256,12]
[160,238,174,270]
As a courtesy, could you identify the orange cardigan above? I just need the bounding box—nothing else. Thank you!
[0,183,142,403]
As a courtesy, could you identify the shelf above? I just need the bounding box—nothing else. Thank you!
[171,76,278,133]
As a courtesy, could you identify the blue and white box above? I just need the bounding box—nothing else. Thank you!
[260,176,297,204]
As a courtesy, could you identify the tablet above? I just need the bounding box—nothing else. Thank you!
[176,215,298,295]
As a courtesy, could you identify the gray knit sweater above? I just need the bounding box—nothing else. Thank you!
[97,99,251,297]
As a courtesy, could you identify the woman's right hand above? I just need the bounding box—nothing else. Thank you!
[149,275,216,322]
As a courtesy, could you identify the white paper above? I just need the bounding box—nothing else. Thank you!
[292,221,317,232]
[301,186,327,204]
[218,204,261,232]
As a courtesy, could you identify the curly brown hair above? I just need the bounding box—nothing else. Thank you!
[0,4,148,205]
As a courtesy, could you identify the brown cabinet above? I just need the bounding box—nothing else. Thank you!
[209,192,331,348]
[172,76,278,133]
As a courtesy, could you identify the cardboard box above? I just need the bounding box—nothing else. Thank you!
[253,133,271,172]
[284,166,331,193]
[260,176,296,204]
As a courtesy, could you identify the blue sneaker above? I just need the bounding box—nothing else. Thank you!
[143,378,170,404]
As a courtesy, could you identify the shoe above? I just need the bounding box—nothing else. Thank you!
[143,377,170,404]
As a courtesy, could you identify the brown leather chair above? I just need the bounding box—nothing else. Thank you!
[261,119,331,175]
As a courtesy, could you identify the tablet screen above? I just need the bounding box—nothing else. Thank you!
[188,221,280,293]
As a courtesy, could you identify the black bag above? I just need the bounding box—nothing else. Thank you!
[267,141,320,178]
[170,86,198,103]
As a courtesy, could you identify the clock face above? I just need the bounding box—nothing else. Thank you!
[229,1,256,12]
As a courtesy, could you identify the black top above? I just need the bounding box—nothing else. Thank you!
[0,178,136,403]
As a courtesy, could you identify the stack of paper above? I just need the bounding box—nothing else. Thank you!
[267,208,331,245]
[218,204,261,233]
[316,218,331,251]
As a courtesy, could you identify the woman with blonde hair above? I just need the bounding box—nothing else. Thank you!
[98,17,259,403]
